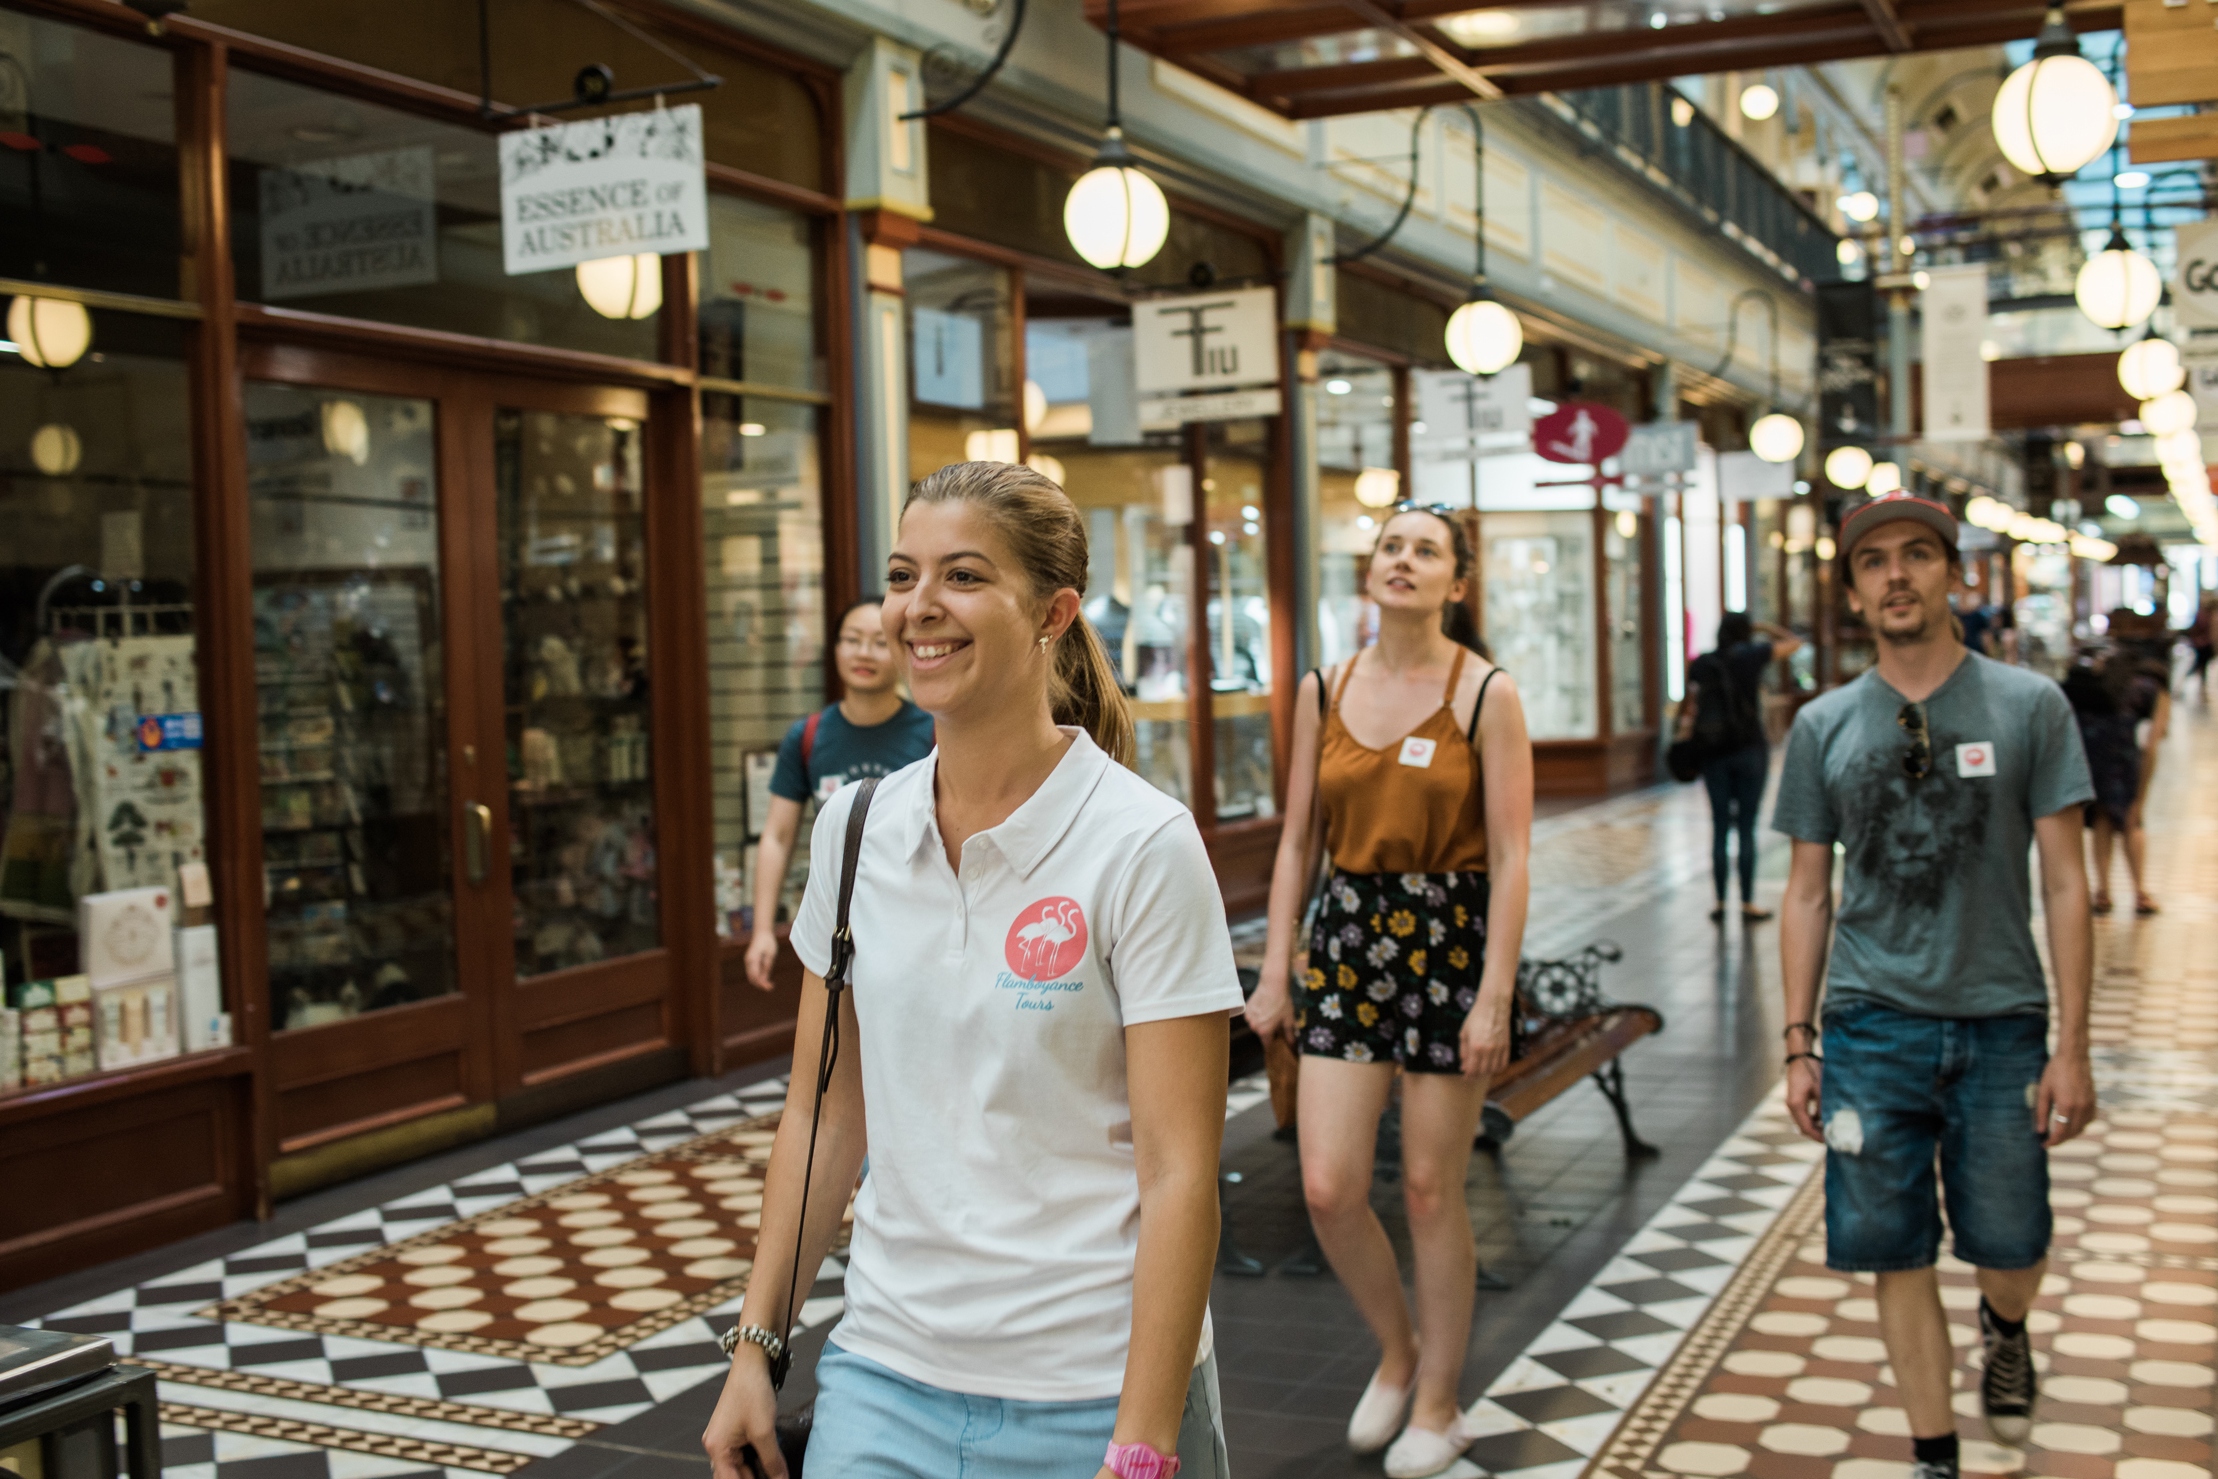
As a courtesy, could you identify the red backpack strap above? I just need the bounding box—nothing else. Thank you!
[802,709,822,767]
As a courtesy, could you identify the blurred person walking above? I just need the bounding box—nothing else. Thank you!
[2185,596,2216,701]
[702,463,1243,1479]
[2063,645,2169,916]
[1245,505,1534,1478]
[744,596,935,989]
[1678,612,1802,923]
[1773,492,2095,1479]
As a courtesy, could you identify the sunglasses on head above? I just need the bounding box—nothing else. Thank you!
[1392,501,1460,520]
[1897,702,1931,781]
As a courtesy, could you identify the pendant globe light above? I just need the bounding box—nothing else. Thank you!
[1824,445,1874,489]
[2076,226,2163,330]
[1063,0,1169,272]
[2118,333,2184,399]
[1443,103,1523,377]
[2140,389,2199,437]
[7,296,93,370]
[1992,7,2118,182]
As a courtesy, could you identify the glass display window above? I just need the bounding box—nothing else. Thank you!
[188,0,826,191]
[702,390,823,935]
[0,12,181,301]
[1314,349,1399,669]
[226,69,662,361]
[1605,507,1647,736]
[496,408,659,978]
[2,312,218,1090]
[701,195,821,393]
[905,248,1018,480]
[1203,420,1277,821]
[1483,509,1597,740]
[246,381,457,1032]
[1025,306,1196,807]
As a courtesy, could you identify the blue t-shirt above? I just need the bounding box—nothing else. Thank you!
[1769,653,2093,1019]
[769,701,936,804]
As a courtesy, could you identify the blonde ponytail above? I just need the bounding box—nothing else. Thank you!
[904,461,1138,767]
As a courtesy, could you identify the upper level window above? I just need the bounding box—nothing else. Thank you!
[0,13,179,300]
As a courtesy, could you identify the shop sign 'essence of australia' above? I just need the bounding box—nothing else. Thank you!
[498,104,710,276]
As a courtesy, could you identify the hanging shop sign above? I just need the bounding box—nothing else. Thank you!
[1533,401,1630,465]
[1816,280,1880,442]
[1412,364,1532,462]
[912,307,986,409]
[1135,283,1277,416]
[259,147,438,301]
[1718,449,1795,502]
[499,105,709,276]
[1920,263,1990,441]
[2184,350,2218,432]
[1619,420,1699,478]
[2177,220,2218,331]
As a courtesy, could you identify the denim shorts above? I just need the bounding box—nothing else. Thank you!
[1820,999,2052,1273]
[804,1343,1231,1478]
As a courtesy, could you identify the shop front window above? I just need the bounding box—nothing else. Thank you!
[1204,421,1277,820]
[2,313,214,1087]
[905,249,1017,480]
[0,13,180,300]
[1025,310,1196,807]
[226,69,661,361]
[1315,351,1397,668]
[1605,508,1647,735]
[1485,510,1597,740]
[246,381,457,1031]
[700,196,825,934]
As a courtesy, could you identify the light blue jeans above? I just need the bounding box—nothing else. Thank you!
[804,1342,1231,1478]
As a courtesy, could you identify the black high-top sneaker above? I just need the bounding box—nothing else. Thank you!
[1978,1298,2037,1445]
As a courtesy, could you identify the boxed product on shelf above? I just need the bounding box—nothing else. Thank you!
[79,886,176,986]
[93,978,179,1070]
[0,1006,17,1091]
[177,923,227,1052]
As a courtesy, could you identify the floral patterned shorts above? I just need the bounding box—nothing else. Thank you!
[1295,869,1490,1073]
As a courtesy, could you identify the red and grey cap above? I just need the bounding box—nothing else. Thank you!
[1838,491,1958,563]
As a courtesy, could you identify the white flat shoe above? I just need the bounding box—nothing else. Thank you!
[1346,1368,1414,1454]
[1382,1418,1477,1478]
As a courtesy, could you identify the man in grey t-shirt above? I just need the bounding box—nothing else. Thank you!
[1772,493,2094,1479]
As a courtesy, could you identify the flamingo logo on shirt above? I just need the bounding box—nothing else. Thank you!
[1005,896,1089,981]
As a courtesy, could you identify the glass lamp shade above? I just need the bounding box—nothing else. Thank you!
[2075,240,2163,330]
[1444,299,1523,376]
[2141,390,2199,437]
[1063,163,1170,270]
[1353,467,1402,508]
[1992,52,2118,179]
[1865,460,1902,495]
[2118,337,2184,399]
[575,255,663,320]
[29,422,83,476]
[1739,83,1780,120]
[1749,412,1805,463]
[320,400,371,465]
[7,296,93,369]
[1823,445,1873,489]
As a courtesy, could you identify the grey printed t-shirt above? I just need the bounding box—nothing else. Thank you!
[1770,652,2094,1019]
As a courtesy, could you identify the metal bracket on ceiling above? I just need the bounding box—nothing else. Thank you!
[476,0,721,123]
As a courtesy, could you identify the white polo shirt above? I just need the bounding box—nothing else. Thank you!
[790,728,1244,1402]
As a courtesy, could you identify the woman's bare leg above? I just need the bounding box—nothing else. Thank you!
[1298,1058,1413,1385]
[1395,1070,1491,1434]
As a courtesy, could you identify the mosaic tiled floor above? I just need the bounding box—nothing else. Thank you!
[32,1072,1273,1479]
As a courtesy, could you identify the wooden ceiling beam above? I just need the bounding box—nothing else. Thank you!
[1248,55,1440,97]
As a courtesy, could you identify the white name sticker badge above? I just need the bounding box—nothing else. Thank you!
[816,773,846,801]
[1956,742,1997,778]
[1398,737,1438,769]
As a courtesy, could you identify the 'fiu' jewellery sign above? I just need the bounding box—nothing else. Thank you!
[499,105,710,275]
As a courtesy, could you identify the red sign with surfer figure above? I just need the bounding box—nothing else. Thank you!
[1534,401,1630,465]
[1005,897,1088,981]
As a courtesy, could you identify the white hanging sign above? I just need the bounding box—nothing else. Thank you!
[259,147,438,300]
[911,307,985,409]
[2174,219,2218,331]
[1620,420,1699,477]
[1138,387,1283,430]
[1412,364,1532,462]
[1920,263,1989,442]
[2184,351,2218,433]
[1132,287,1279,395]
[499,104,709,276]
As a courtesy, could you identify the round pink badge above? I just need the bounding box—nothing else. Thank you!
[1004,897,1088,981]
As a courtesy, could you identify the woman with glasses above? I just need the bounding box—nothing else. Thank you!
[1244,504,1534,1477]
[744,597,937,989]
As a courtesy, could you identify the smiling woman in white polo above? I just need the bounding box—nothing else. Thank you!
[702,461,1244,1479]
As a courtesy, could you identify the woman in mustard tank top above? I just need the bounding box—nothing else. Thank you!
[1245,505,1534,1478]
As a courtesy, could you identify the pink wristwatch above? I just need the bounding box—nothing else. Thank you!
[1104,1440,1181,1479]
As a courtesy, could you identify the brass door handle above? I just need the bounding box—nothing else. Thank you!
[465,802,492,885]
